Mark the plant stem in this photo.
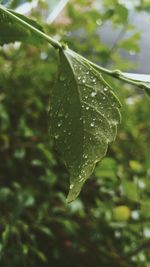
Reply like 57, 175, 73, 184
0, 5, 62, 49
72, 50, 150, 91
86, 58, 150, 91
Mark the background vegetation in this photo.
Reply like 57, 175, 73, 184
0, 0, 150, 266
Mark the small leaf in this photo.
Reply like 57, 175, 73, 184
49, 48, 121, 202
0, 6, 44, 45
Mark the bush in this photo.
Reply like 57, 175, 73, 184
0, 1, 150, 266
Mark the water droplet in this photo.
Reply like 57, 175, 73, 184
129, 50, 136, 55
90, 123, 94, 127
79, 178, 84, 183
86, 106, 89, 110
91, 92, 97, 97
58, 122, 62, 127
82, 79, 86, 83
59, 74, 66, 81
40, 52, 48, 60
104, 87, 108, 92
92, 78, 96, 82
54, 134, 59, 139
96, 19, 102, 26
103, 96, 106, 100
77, 76, 81, 80
70, 184, 74, 189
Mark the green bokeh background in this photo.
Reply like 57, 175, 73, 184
0, 1, 150, 266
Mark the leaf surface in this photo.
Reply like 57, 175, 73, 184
49, 48, 121, 202
0, 7, 44, 45
145, 85, 150, 98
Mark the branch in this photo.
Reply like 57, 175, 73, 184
0, 4, 149, 92
85, 58, 150, 91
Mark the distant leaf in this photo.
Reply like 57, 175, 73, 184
113, 3, 128, 24
49, 48, 121, 202
0, 7, 44, 45
118, 32, 140, 53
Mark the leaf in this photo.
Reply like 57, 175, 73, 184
145, 87, 150, 98
121, 72, 150, 97
0, 6, 44, 45
49, 48, 121, 202
118, 32, 141, 53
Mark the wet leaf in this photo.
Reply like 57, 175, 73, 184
145, 87, 150, 98
49, 48, 121, 202
0, 6, 44, 45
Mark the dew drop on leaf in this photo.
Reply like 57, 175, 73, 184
65, 113, 68, 119
70, 184, 74, 189
59, 74, 66, 81
91, 92, 97, 97
58, 122, 62, 127
54, 134, 59, 139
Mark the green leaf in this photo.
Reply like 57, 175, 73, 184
49, 48, 121, 202
0, 6, 44, 45
145, 87, 150, 98
118, 32, 141, 53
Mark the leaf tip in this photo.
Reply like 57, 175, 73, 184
66, 180, 85, 203
66, 187, 79, 203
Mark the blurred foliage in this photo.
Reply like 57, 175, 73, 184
0, 0, 150, 266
